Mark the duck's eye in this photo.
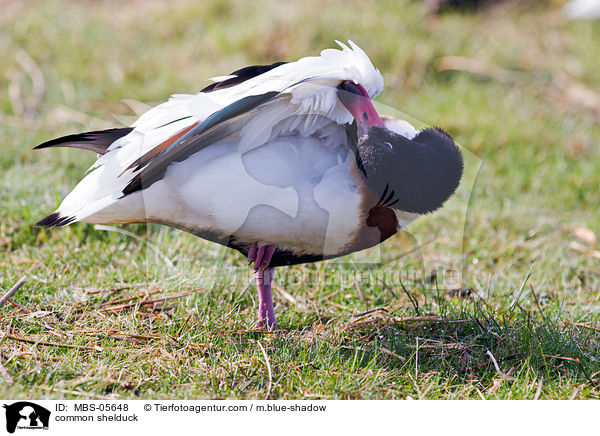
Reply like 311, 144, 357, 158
384, 141, 393, 150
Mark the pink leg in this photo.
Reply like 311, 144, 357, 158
247, 242, 258, 264
248, 243, 278, 330
256, 267, 277, 330
254, 244, 275, 269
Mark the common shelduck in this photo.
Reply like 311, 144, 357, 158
35, 41, 463, 330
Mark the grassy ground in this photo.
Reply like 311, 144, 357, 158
1, 0, 599, 399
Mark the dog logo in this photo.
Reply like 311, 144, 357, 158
3, 402, 50, 433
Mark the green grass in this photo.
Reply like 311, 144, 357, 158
1, 0, 599, 399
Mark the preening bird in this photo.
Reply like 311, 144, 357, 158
35, 41, 463, 330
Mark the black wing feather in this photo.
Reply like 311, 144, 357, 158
201, 62, 287, 93
35, 211, 76, 228
34, 127, 133, 155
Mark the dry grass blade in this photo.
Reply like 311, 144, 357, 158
101, 289, 204, 313
392, 315, 442, 323
86, 332, 164, 341
4, 333, 132, 352
342, 313, 442, 331
406, 342, 464, 350
99, 290, 160, 307
380, 346, 406, 362
353, 276, 368, 307
564, 320, 600, 332
354, 307, 389, 318
175, 312, 193, 338
534, 379, 543, 400
257, 341, 272, 400
569, 386, 582, 400
543, 355, 598, 387
0, 277, 28, 308
273, 284, 297, 305
486, 349, 501, 373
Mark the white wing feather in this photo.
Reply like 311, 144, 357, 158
54, 41, 387, 224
